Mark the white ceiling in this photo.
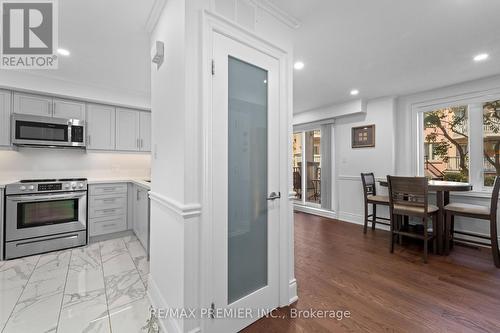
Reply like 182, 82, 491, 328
269, 0, 500, 113
57, 0, 154, 97
1, 0, 154, 104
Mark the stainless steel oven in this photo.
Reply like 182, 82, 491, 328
11, 113, 86, 148
4, 179, 88, 259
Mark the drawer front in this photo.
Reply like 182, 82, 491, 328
89, 183, 127, 196
90, 194, 127, 210
90, 216, 126, 236
90, 206, 126, 219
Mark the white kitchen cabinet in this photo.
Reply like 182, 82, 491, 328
116, 108, 140, 151
86, 104, 116, 150
53, 99, 86, 120
139, 112, 151, 152
88, 183, 127, 237
0, 90, 12, 146
133, 184, 150, 253
0, 188, 4, 260
13, 92, 53, 117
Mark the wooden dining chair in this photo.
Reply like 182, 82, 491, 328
387, 176, 439, 263
444, 176, 500, 268
361, 173, 390, 233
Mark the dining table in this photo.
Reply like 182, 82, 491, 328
379, 179, 473, 255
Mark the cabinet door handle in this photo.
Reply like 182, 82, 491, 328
140, 139, 143, 149
88, 135, 91, 146
137, 189, 140, 200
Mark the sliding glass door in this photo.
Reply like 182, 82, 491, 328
292, 125, 332, 211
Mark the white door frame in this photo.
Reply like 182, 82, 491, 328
200, 10, 296, 332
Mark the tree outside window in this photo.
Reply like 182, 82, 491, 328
483, 100, 500, 186
423, 106, 469, 182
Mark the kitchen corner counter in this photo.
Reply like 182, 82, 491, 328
0, 180, 15, 189
87, 178, 151, 189
0, 178, 151, 189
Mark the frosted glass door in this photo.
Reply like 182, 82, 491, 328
211, 31, 280, 333
228, 57, 268, 303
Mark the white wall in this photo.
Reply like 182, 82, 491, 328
148, 1, 294, 332
148, 0, 189, 332
0, 149, 150, 181
0, 71, 150, 110
333, 97, 396, 224
396, 74, 500, 241
297, 75, 500, 245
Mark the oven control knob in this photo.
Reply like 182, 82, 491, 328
78, 182, 84, 188
64, 183, 70, 189
28, 185, 35, 190
71, 182, 77, 189
19, 185, 26, 191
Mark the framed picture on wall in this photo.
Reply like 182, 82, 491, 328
352, 124, 375, 148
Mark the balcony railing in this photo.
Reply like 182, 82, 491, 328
449, 120, 500, 138
447, 156, 498, 172
446, 157, 461, 171
484, 123, 500, 136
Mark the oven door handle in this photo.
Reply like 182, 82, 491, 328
7, 192, 86, 202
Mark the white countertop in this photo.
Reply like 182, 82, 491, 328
87, 178, 151, 189
0, 178, 151, 190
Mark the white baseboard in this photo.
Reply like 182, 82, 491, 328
293, 204, 337, 219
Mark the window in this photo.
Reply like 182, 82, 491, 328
483, 100, 500, 186
292, 133, 303, 200
423, 106, 469, 182
292, 127, 332, 210
419, 97, 500, 190
305, 130, 321, 205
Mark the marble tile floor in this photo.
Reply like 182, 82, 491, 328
0, 234, 152, 333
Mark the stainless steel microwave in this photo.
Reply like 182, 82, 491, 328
11, 113, 86, 148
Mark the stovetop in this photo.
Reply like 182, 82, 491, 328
19, 178, 87, 183
6, 178, 88, 195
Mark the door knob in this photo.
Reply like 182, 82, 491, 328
267, 192, 281, 200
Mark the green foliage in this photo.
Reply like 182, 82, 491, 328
443, 172, 468, 183
485, 175, 496, 187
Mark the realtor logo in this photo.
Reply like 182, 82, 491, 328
1, 0, 58, 69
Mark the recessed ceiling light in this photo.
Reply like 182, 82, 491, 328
57, 48, 70, 56
294, 61, 304, 70
350, 89, 359, 96
473, 53, 489, 62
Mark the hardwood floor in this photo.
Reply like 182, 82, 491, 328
243, 212, 500, 333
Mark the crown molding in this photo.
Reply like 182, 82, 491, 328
250, 0, 301, 29
146, 0, 167, 33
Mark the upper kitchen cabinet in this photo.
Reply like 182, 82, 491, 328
139, 112, 151, 152
0, 90, 12, 146
53, 99, 86, 120
116, 108, 140, 151
87, 104, 116, 150
13, 92, 53, 117
115, 108, 151, 152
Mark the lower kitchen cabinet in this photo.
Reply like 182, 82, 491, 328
0, 188, 4, 260
133, 184, 150, 253
88, 183, 127, 237
88, 182, 150, 248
